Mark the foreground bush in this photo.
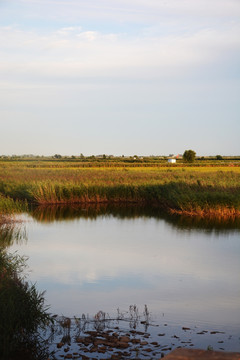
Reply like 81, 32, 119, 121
0, 251, 52, 360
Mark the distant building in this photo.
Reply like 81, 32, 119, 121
168, 158, 176, 164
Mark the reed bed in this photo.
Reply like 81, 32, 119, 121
0, 194, 28, 215
0, 251, 52, 359
0, 161, 239, 217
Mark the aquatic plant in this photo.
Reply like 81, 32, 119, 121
0, 251, 53, 359
0, 220, 27, 250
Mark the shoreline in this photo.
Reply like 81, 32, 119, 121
1, 198, 240, 220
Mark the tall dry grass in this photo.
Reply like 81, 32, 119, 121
0, 161, 239, 217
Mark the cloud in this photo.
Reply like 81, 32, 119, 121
55, 26, 82, 36
0, 0, 239, 155
17, 0, 240, 21
1, 0, 240, 84
0, 21, 239, 84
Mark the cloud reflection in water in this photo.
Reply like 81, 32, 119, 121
9, 212, 240, 329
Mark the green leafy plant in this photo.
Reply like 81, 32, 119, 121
183, 149, 196, 163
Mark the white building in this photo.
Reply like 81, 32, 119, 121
168, 158, 176, 164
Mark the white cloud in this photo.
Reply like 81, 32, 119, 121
76, 31, 99, 41
0, 0, 239, 155
17, 0, 240, 20
0, 22, 239, 84
55, 26, 82, 36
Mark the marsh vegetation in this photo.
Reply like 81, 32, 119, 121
0, 160, 239, 218
0, 159, 240, 358
0, 250, 52, 359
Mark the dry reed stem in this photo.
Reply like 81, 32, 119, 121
169, 207, 240, 219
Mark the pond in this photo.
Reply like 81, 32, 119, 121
6, 205, 240, 356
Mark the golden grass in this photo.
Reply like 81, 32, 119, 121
0, 161, 239, 218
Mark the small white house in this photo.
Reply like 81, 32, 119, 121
168, 158, 176, 164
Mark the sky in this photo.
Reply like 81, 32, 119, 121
0, 0, 240, 156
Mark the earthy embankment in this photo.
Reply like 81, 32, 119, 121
0, 162, 240, 218
164, 348, 240, 360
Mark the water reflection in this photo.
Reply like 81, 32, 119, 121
30, 203, 240, 233
0, 218, 27, 249
9, 206, 240, 329
4, 206, 240, 353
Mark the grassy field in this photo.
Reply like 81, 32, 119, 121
0, 160, 240, 217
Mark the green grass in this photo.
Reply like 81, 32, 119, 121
0, 160, 240, 217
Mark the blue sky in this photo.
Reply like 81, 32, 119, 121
0, 0, 240, 156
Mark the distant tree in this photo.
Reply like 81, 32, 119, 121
216, 155, 223, 160
53, 154, 62, 159
183, 150, 196, 163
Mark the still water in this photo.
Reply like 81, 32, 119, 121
7, 205, 240, 352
